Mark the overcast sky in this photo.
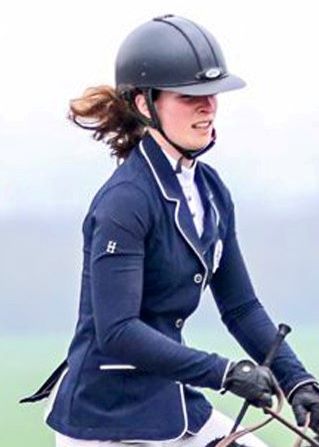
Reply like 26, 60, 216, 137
1, 0, 319, 217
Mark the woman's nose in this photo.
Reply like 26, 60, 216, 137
199, 95, 217, 111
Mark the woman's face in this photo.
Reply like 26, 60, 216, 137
154, 91, 217, 150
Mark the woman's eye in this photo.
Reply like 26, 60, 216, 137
180, 95, 194, 101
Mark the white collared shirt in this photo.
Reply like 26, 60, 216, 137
162, 149, 204, 237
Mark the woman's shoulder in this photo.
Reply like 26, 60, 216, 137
95, 180, 150, 211
87, 152, 156, 220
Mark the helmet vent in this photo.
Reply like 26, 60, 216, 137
153, 16, 203, 71
187, 20, 220, 67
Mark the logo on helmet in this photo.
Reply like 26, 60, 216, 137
204, 68, 222, 79
195, 67, 222, 81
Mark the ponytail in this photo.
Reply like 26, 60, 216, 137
68, 85, 144, 159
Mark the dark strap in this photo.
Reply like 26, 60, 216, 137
143, 89, 217, 167
19, 359, 68, 403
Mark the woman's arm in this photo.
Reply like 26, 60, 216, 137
89, 182, 229, 390
210, 201, 316, 396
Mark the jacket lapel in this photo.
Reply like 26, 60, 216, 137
196, 167, 220, 254
139, 135, 207, 269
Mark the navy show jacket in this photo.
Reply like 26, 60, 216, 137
33, 134, 314, 441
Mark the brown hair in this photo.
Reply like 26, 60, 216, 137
68, 85, 145, 160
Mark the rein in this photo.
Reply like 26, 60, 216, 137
206, 387, 319, 447
206, 324, 319, 447
211, 377, 284, 447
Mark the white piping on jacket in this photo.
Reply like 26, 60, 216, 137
139, 142, 208, 293
287, 378, 318, 401
219, 359, 233, 393
99, 364, 136, 370
121, 383, 188, 444
211, 199, 220, 227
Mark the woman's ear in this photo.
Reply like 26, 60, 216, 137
134, 93, 151, 119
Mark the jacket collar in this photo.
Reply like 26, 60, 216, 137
139, 133, 185, 201
139, 134, 217, 272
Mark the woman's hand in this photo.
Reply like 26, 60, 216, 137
289, 383, 319, 434
223, 359, 277, 408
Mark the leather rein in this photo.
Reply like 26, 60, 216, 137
207, 383, 319, 447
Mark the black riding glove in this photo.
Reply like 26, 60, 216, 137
289, 383, 319, 434
223, 360, 277, 408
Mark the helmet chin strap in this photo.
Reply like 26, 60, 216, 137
144, 89, 216, 173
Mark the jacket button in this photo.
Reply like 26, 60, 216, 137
175, 318, 184, 329
193, 273, 203, 284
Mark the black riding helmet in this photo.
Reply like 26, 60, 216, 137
115, 14, 246, 165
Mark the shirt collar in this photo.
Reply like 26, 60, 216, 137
161, 147, 197, 186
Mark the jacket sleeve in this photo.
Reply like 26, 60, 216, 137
89, 182, 229, 390
210, 200, 315, 395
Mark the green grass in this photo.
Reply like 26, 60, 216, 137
2, 327, 318, 447
1, 335, 69, 447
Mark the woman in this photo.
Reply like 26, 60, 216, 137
22, 14, 319, 447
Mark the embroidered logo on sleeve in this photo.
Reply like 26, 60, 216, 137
106, 241, 117, 254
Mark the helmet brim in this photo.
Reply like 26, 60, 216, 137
158, 74, 246, 96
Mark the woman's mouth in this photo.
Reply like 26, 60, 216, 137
192, 120, 213, 130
